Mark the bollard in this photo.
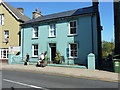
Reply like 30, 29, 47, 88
8, 54, 14, 64
88, 53, 95, 69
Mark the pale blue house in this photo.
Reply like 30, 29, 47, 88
20, 6, 102, 66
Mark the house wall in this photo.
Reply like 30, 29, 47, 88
0, 4, 2, 47
0, 4, 20, 49
21, 14, 98, 65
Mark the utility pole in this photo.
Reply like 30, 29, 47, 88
114, 1, 120, 58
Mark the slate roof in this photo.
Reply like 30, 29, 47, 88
2, 2, 30, 22
22, 6, 97, 25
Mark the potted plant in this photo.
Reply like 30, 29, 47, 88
44, 56, 49, 64
55, 52, 61, 64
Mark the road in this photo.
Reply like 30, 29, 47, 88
2, 70, 118, 89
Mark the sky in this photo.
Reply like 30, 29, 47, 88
8, 2, 114, 42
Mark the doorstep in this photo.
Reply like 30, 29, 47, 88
47, 64, 87, 69
8, 61, 87, 69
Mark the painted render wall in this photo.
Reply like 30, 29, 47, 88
0, 4, 20, 49
21, 14, 98, 65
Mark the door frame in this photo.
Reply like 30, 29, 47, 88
49, 43, 56, 62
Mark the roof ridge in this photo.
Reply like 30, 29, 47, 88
22, 6, 97, 25
2, 1, 30, 22
34, 6, 93, 20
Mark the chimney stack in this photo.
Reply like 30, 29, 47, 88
17, 8, 24, 14
32, 9, 42, 19
92, 0, 99, 7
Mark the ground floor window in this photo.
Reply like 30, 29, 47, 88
0, 48, 8, 59
69, 43, 78, 58
32, 44, 38, 57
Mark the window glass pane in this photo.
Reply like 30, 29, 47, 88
54, 29, 56, 35
71, 44, 77, 50
2, 14, 4, 25
70, 21, 76, 27
0, 49, 8, 59
34, 45, 38, 49
73, 21, 76, 27
71, 51, 74, 56
70, 28, 76, 34
35, 27, 38, 37
33, 27, 38, 38
70, 21, 77, 34
4, 31, 9, 38
0, 14, 4, 25
3, 50, 6, 58
7, 50, 8, 58
33, 45, 38, 56
71, 44, 75, 49
70, 22, 74, 27
0, 15, 1, 25
50, 25, 52, 29
49, 24, 56, 37
70, 44, 77, 57
34, 51, 38, 55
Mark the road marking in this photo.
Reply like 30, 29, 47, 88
3, 79, 49, 90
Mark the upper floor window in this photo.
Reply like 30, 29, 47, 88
3, 31, 9, 43
69, 20, 77, 35
4, 31, 9, 38
69, 43, 78, 58
32, 44, 38, 57
32, 27, 38, 38
0, 14, 4, 25
49, 24, 56, 37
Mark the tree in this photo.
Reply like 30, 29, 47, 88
102, 41, 115, 59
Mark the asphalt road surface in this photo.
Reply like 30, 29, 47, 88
2, 70, 118, 89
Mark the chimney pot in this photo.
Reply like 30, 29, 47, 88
92, 0, 99, 6
35, 8, 39, 11
32, 10, 42, 19
40, 10, 42, 13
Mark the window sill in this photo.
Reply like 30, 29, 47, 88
32, 37, 38, 39
32, 56, 38, 58
0, 58, 8, 59
68, 34, 78, 37
68, 57, 78, 59
48, 36, 56, 38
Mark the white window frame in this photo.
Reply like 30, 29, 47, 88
32, 44, 38, 57
32, 26, 38, 38
0, 48, 8, 59
49, 24, 56, 37
0, 14, 4, 25
69, 20, 77, 36
69, 43, 78, 58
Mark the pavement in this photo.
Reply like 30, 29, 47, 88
1, 63, 119, 82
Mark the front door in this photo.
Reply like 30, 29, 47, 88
50, 43, 56, 63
